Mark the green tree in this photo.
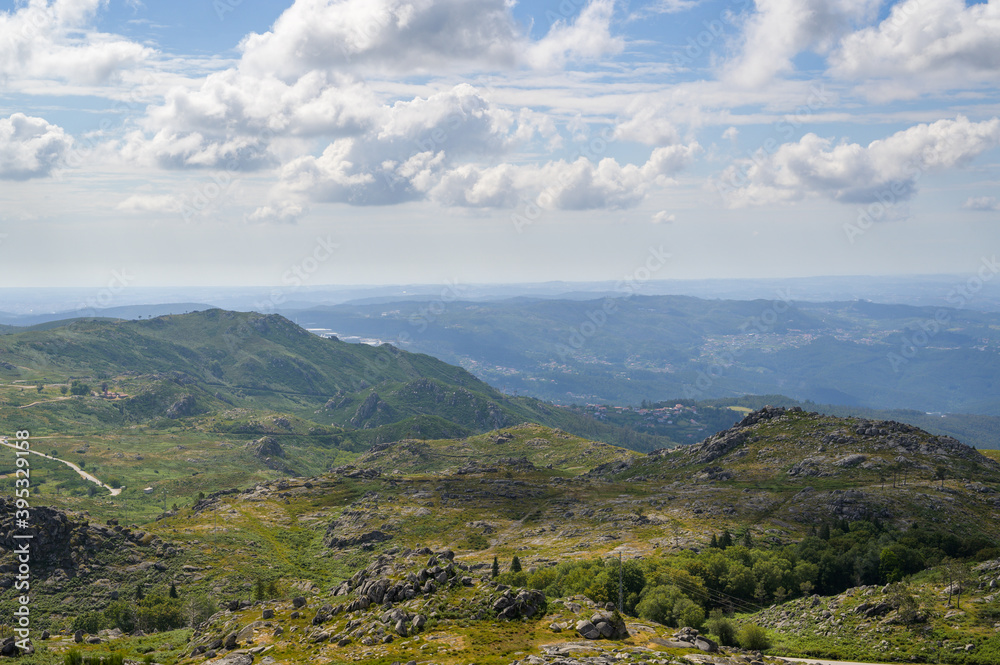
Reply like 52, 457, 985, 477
935, 464, 947, 490
104, 600, 136, 633
511, 556, 522, 573
71, 611, 106, 634
169, 583, 178, 599
60, 385, 68, 395
186, 592, 217, 628
706, 609, 737, 646
737, 624, 771, 650
491, 556, 500, 578
70, 380, 90, 396
36, 382, 44, 393
719, 530, 733, 549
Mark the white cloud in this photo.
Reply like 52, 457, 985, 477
123, 69, 379, 169
831, 0, 1000, 81
722, 126, 739, 141
527, 0, 624, 69
116, 194, 181, 213
723, 0, 880, 87
0, 0, 152, 85
651, 210, 676, 224
0, 114, 73, 180
963, 196, 1000, 212
429, 142, 702, 209
614, 97, 681, 146
239, 0, 524, 80
719, 116, 1000, 207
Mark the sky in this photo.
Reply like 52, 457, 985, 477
0, 0, 999, 290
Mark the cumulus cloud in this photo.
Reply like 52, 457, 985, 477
963, 196, 1000, 212
0, 114, 73, 180
122, 69, 379, 169
831, 0, 1000, 81
719, 116, 1000, 207
122, 0, 620, 171
527, 0, 624, 69
723, 0, 880, 87
614, 97, 681, 146
237, 0, 622, 79
239, 0, 522, 80
651, 210, 676, 224
0, 0, 152, 85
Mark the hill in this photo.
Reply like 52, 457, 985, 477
0, 310, 674, 516
284, 295, 1000, 416
2, 408, 1000, 664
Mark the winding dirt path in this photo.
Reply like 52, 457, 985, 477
1, 437, 122, 496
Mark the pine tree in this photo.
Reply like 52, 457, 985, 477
136, 584, 144, 601
169, 582, 178, 599
719, 529, 733, 548
742, 530, 753, 548
709, 534, 719, 548
819, 523, 831, 541
511, 556, 522, 573
491, 556, 500, 578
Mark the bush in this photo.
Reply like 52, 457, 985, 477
71, 610, 106, 634
737, 624, 771, 651
186, 592, 217, 628
104, 600, 136, 633
707, 609, 737, 646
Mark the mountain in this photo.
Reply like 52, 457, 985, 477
283, 295, 1000, 415
2, 407, 999, 664
0, 310, 674, 458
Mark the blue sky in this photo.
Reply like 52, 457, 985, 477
1, 0, 999, 290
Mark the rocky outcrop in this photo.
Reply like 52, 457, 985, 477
575, 611, 627, 640
166, 394, 198, 418
246, 436, 284, 458
494, 588, 547, 620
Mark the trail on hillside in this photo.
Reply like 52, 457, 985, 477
1, 438, 122, 496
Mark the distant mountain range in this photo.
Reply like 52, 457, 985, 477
281, 294, 1000, 419
0, 310, 672, 454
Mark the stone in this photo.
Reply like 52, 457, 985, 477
74, 631, 83, 644
576, 620, 601, 640
293, 596, 307, 608
262, 609, 274, 619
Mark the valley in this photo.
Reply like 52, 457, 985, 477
0, 312, 998, 665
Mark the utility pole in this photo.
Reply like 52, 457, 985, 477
618, 551, 623, 614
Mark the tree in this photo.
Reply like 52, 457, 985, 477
737, 624, 771, 650
511, 556, 522, 573
742, 530, 753, 549
709, 534, 719, 548
70, 380, 90, 396
101, 382, 109, 394
169, 583, 178, 599
491, 556, 500, 579
60, 385, 68, 395
136, 584, 144, 601
935, 465, 947, 490
35, 382, 44, 393
719, 530, 733, 549
706, 609, 737, 646
943, 559, 970, 609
